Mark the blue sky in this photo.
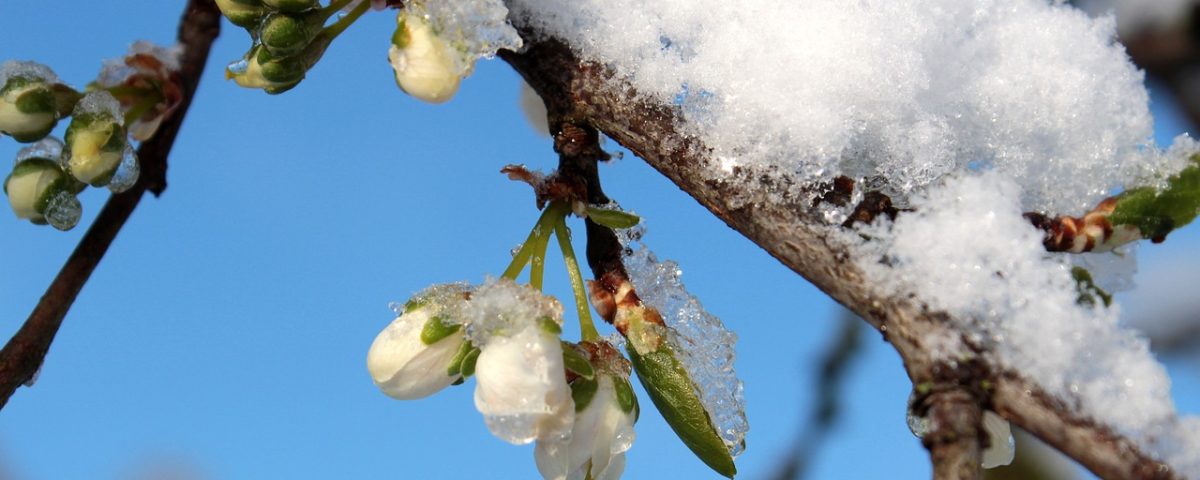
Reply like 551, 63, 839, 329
0, 2, 1196, 479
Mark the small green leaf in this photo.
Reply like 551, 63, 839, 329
561, 342, 595, 380
628, 343, 736, 478
446, 341, 473, 377
539, 316, 563, 335
419, 315, 461, 345
1070, 267, 1112, 307
614, 377, 639, 419
586, 206, 641, 230
1110, 155, 1200, 242
571, 377, 599, 413
459, 347, 481, 378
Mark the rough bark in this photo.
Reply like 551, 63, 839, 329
501, 32, 1179, 480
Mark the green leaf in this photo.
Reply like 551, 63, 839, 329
540, 316, 563, 335
627, 343, 736, 478
419, 315, 461, 345
586, 207, 641, 230
1070, 267, 1112, 307
571, 377, 599, 412
614, 377, 639, 419
459, 347, 481, 378
1110, 155, 1200, 242
446, 341, 473, 377
561, 342, 595, 380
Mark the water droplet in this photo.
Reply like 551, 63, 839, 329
44, 191, 81, 231
107, 144, 140, 193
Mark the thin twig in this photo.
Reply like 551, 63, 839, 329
0, 0, 220, 410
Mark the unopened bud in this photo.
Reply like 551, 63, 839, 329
263, 0, 318, 13
64, 91, 127, 187
0, 62, 61, 143
5, 150, 81, 230
226, 45, 304, 95
215, 0, 268, 30
259, 11, 322, 58
388, 11, 461, 104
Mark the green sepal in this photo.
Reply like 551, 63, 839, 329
571, 376, 599, 413
586, 207, 641, 230
1070, 267, 1112, 308
402, 298, 429, 314
259, 11, 323, 58
14, 87, 56, 115
419, 315, 461, 345
561, 342, 595, 380
256, 49, 307, 84
215, 0, 268, 29
51, 84, 81, 118
540, 316, 563, 335
614, 377, 639, 419
263, 0, 318, 13
446, 341, 474, 377
628, 343, 736, 479
1110, 155, 1200, 242
459, 347, 480, 378
6, 158, 70, 215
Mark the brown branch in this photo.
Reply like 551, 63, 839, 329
500, 33, 1180, 480
0, 0, 220, 410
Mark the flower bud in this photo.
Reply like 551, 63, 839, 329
368, 285, 472, 400
64, 91, 127, 187
0, 61, 62, 143
5, 139, 83, 230
388, 11, 461, 104
215, 0, 268, 30
263, 0, 318, 13
226, 45, 305, 95
259, 11, 322, 58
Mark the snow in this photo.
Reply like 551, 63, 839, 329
618, 226, 748, 456
401, 0, 522, 79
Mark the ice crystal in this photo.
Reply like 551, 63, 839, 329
0, 60, 59, 86
403, 0, 523, 78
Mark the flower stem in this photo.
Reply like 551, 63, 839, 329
502, 202, 568, 281
529, 215, 554, 291
323, 0, 370, 41
320, 0, 357, 21
554, 214, 600, 341
123, 91, 163, 127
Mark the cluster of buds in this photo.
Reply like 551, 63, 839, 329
3, 47, 180, 230
220, 0, 383, 94
367, 279, 639, 479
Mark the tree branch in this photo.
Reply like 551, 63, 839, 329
0, 0, 220, 410
500, 33, 1179, 480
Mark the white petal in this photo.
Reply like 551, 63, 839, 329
474, 326, 573, 444
390, 12, 462, 104
367, 309, 463, 400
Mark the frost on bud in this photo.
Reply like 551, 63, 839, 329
467, 279, 574, 445
95, 41, 184, 141
215, 0, 268, 30
263, 0, 318, 13
64, 91, 127, 187
225, 45, 307, 95
5, 138, 82, 230
980, 411, 1015, 469
536, 341, 639, 480
259, 11, 323, 58
0, 61, 63, 143
388, 11, 461, 104
367, 284, 471, 400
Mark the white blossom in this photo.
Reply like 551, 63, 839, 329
535, 375, 637, 480
473, 323, 574, 444
388, 11, 461, 104
367, 303, 466, 400
981, 411, 1015, 469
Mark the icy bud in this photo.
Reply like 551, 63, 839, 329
64, 91, 127, 187
0, 61, 62, 143
981, 411, 1015, 469
262, 0, 317, 13
536, 341, 638, 480
367, 284, 472, 400
95, 41, 184, 141
215, 0, 268, 29
259, 10, 323, 58
226, 45, 308, 95
5, 138, 83, 230
388, 11, 461, 103
467, 279, 574, 444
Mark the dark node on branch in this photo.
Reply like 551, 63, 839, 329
1024, 197, 1138, 253
812, 175, 856, 208
843, 191, 900, 228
